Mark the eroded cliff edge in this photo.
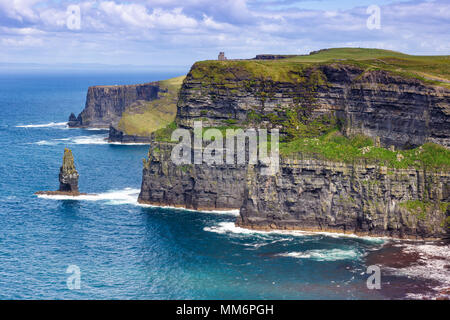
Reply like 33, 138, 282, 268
68, 76, 185, 143
137, 48, 450, 239
239, 158, 449, 239
69, 83, 160, 128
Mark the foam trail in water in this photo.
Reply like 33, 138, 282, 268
37, 188, 239, 215
34, 134, 149, 146
17, 122, 68, 128
36, 188, 141, 205
276, 249, 360, 261
137, 203, 240, 215
204, 221, 385, 243
388, 243, 450, 299
34, 134, 109, 145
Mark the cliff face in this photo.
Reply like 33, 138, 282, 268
108, 125, 151, 144
238, 157, 449, 239
139, 143, 449, 239
138, 142, 246, 210
138, 51, 450, 239
69, 83, 160, 128
177, 63, 450, 148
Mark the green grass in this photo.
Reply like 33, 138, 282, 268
153, 121, 178, 142
399, 200, 449, 221
279, 130, 450, 170
190, 48, 450, 88
117, 75, 185, 136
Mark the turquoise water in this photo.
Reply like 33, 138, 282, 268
0, 72, 391, 299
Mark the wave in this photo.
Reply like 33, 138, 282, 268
388, 243, 450, 298
203, 222, 280, 236
203, 221, 385, 243
16, 122, 68, 128
34, 134, 109, 145
36, 187, 239, 215
276, 249, 360, 261
34, 134, 149, 146
36, 188, 141, 205
135, 201, 239, 215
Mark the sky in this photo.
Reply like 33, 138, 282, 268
0, 0, 449, 69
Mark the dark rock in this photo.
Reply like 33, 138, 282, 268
58, 148, 79, 193
108, 125, 151, 144
138, 142, 246, 210
68, 83, 160, 128
68, 113, 80, 127
177, 63, 450, 149
253, 54, 297, 60
36, 148, 86, 197
237, 157, 449, 239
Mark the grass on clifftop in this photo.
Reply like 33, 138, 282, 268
190, 48, 450, 88
117, 75, 185, 136
280, 130, 450, 170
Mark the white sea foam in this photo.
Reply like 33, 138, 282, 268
36, 188, 141, 205
276, 249, 360, 261
137, 203, 240, 215
203, 222, 269, 235
108, 141, 150, 146
203, 221, 385, 243
82, 128, 108, 131
16, 122, 68, 128
34, 134, 150, 146
36, 187, 239, 215
34, 134, 109, 145
388, 243, 450, 293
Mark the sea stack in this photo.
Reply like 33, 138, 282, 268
58, 148, 79, 193
35, 148, 87, 197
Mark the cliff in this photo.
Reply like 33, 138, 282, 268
239, 157, 449, 239
69, 83, 160, 128
68, 76, 185, 143
139, 141, 449, 239
177, 58, 449, 149
139, 142, 246, 210
136, 48, 450, 239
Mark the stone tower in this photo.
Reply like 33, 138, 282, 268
218, 52, 227, 61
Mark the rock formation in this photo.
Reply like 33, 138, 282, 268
238, 157, 449, 240
177, 63, 450, 149
35, 148, 87, 196
139, 142, 246, 210
58, 148, 79, 193
69, 76, 185, 144
68, 83, 160, 128
138, 49, 450, 239
108, 125, 152, 144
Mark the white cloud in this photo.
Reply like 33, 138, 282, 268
0, 0, 448, 65
98, 1, 197, 29
0, 0, 41, 22
2, 35, 43, 46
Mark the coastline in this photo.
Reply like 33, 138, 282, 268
235, 221, 445, 241
137, 199, 240, 215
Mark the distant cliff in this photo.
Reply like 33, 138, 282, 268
69, 83, 160, 128
69, 76, 185, 143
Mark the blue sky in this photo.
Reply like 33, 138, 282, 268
0, 0, 448, 68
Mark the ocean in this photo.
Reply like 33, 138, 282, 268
0, 72, 447, 299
